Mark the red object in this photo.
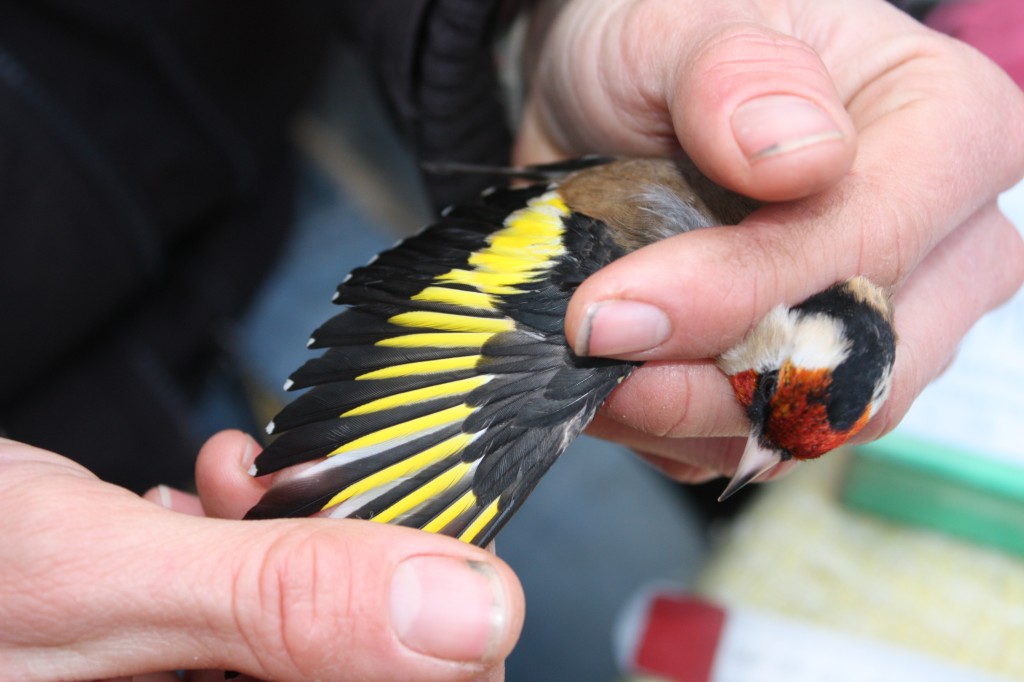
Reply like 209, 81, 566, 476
633, 594, 726, 682
927, 0, 1024, 88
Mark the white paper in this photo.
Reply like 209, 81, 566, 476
892, 180, 1024, 466
712, 606, 1012, 682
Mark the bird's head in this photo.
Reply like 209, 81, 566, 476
716, 277, 896, 500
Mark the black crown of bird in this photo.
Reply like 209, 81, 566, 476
245, 156, 896, 547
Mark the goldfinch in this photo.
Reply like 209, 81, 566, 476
245, 157, 896, 546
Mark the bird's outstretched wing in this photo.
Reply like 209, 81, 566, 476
246, 180, 634, 547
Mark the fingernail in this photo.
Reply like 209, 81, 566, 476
576, 301, 671, 357
732, 94, 844, 161
156, 485, 173, 510
241, 434, 259, 477
391, 556, 507, 662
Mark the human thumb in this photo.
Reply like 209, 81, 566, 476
185, 517, 523, 681
666, 18, 856, 200
517, 0, 855, 201
0, 438, 522, 681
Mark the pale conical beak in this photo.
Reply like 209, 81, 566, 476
718, 437, 784, 501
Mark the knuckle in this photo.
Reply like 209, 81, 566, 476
232, 527, 359, 678
607, 363, 737, 440
719, 222, 798, 322
630, 364, 695, 439
693, 23, 828, 92
598, 373, 675, 440
870, 192, 929, 286
836, 171, 930, 286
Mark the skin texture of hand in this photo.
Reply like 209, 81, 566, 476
0, 433, 522, 682
515, 0, 1024, 483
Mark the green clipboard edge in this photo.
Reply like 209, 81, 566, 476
843, 432, 1024, 557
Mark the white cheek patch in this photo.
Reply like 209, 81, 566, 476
718, 307, 851, 376
788, 312, 851, 371
717, 305, 794, 376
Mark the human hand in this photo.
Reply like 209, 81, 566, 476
514, 0, 1024, 483
0, 432, 522, 681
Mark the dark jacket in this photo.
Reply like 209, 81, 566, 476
0, 0, 510, 490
